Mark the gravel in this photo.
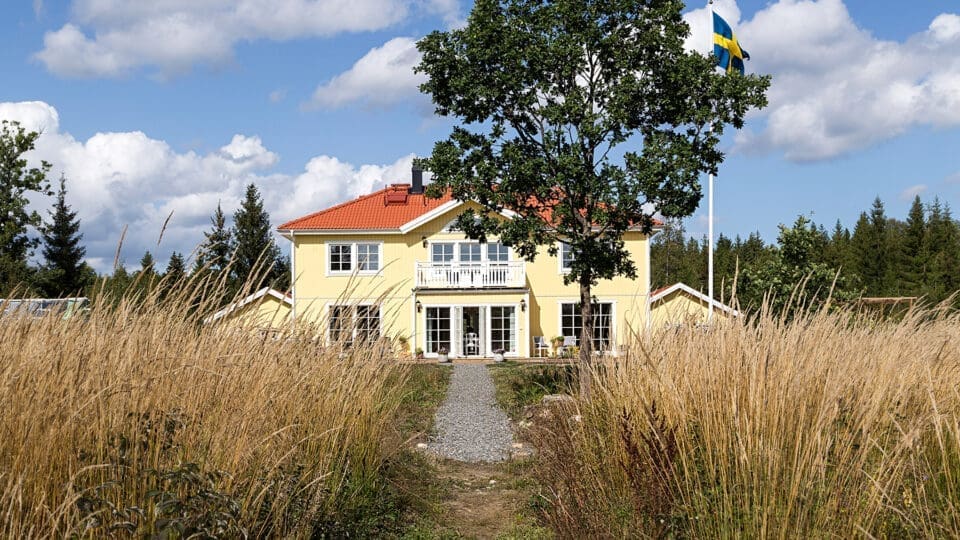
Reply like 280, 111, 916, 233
429, 364, 515, 462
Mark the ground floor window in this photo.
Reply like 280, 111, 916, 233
329, 304, 380, 347
560, 302, 613, 350
426, 307, 451, 353
489, 306, 516, 353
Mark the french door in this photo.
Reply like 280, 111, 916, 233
424, 304, 517, 357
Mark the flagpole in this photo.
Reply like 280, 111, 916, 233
707, 0, 715, 323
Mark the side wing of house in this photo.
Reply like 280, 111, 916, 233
649, 283, 737, 330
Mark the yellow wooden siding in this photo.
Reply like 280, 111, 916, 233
288, 201, 651, 355
650, 289, 732, 329
220, 294, 291, 329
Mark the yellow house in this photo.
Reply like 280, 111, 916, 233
276, 171, 655, 358
649, 282, 738, 329
205, 287, 293, 330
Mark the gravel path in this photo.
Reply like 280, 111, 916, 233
430, 364, 514, 462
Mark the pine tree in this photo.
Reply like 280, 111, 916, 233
38, 175, 90, 297
232, 183, 282, 288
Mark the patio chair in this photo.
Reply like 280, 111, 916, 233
532, 336, 549, 357
559, 335, 577, 357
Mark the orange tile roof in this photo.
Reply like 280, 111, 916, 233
277, 184, 454, 231
278, 183, 663, 232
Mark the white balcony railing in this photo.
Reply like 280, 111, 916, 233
415, 261, 526, 288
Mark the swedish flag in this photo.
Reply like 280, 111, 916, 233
713, 12, 749, 74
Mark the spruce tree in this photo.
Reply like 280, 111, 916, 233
165, 252, 186, 284
232, 183, 282, 288
851, 198, 891, 296
139, 251, 155, 275
0, 121, 52, 294
927, 199, 960, 303
195, 203, 234, 274
39, 175, 90, 297
901, 197, 927, 297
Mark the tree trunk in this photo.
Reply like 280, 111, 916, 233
578, 276, 593, 398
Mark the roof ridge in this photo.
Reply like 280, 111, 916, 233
277, 186, 393, 230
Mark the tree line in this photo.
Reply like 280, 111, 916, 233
653, 196, 960, 313
0, 120, 288, 302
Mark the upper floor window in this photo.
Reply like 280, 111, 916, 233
488, 243, 509, 263
431, 243, 455, 263
460, 243, 482, 263
328, 242, 381, 273
560, 242, 575, 272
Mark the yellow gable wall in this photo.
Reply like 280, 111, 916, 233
219, 294, 292, 330
649, 289, 732, 329
287, 201, 651, 356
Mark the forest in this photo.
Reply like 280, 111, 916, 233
653, 196, 960, 313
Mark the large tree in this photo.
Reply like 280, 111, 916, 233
232, 183, 283, 289
38, 174, 93, 297
416, 0, 769, 393
0, 121, 52, 294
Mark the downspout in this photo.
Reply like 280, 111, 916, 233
411, 289, 418, 356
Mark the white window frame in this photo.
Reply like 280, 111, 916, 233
558, 242, 575, 274
557, 300, 615, 352
327, 303, 381, 346
326, 241, 382, 276
426, 240, 511, 264
421, 303, 521, 358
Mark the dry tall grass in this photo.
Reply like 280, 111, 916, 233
532, 306, 960, 538
0, 276, 410, 537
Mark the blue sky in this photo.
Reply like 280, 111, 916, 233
1, 0, 958, 271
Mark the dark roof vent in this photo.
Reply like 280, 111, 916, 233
409, 165, 424, 195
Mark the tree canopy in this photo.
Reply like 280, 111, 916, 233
416, 0, 769, 390
0, 121, 52, 294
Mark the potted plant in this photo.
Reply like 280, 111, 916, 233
492, 348, 505, 362
551, 336, 565, 356
415, 347, 424, 359
437, 346, 449, 363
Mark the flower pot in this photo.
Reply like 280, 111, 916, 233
437, 353, 449, 363
493, 353, 505, 362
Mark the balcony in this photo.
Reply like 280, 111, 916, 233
415, 261, 526, 289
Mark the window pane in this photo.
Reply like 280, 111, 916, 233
490, 306, 516, 353
329, 305, 352, 346
488, 243, 509, 262
426, 307, 451, 353
357, 243, 379, 271
561, 243, 575, 270
356, 305, 380, 342
329, 244, 352, 272
561, 302, 611, 349
460, 243, 482, 263
431, 243, 454, 263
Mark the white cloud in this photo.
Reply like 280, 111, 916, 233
899, 184, 928, 201
683, 1, 960, 162
307, 37, 426, 110
268, 89, 287, 103
0, 101, 415, 273
34, 0, 459, 78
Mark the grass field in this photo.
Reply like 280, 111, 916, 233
3, 279, 959, 538
529, 306, 960, 538
0, 282, 419, 538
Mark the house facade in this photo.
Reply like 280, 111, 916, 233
276, 173, 655, 358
